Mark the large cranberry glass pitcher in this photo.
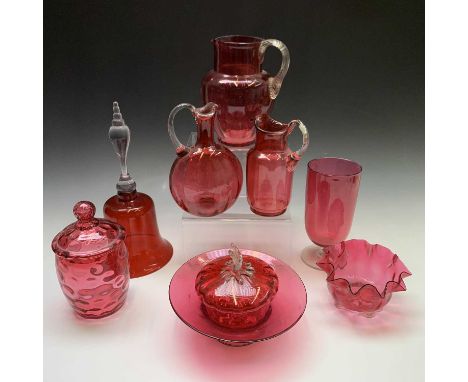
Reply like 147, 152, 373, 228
202, 35, 290, 147
168, 102, 243, 217
247, 114, 309, 216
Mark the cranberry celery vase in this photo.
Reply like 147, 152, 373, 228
303, 157, 362, 268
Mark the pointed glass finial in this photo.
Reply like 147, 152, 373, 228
109, 101, 136, 193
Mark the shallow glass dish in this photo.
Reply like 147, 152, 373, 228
169, 248, 307, 346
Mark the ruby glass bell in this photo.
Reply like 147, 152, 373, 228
104, 102, 173, 278
51, 201, 130, 319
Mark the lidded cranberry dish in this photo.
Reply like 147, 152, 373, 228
195, 244, 279, 329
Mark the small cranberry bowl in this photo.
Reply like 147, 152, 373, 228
317, 239, 411, 317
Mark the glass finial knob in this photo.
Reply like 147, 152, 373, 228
73, 201, 96, 222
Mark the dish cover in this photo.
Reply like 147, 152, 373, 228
195, 244, 279, 329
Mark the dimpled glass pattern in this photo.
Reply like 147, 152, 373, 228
52, 201, 130, 319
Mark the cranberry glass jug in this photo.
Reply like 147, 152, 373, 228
51, 201, 130, 319
168, 102, 243, 217
202, 35, 290, 147
104, 102, 173, 278
247, 114, 309, 216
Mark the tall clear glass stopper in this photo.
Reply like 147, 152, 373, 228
109, 101, 136, 193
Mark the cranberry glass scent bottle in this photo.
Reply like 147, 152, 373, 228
202, 35, 290, 147
168, 102, 243, 217
246, 114, 309, 216
51, 201, 130, 319
104, 102, 173, 278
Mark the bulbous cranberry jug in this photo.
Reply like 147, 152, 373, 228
246, 114, 309, 216
168, 102, 243, 217
202, 35, 290, 147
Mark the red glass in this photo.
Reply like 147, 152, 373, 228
169, 248, 307, 346
247, 114, 309, 216
317, 239, 412, 317
305, 158, 362, 246
195, 244, 279, 329
201, 35, 290, 146
168, 102, 243, 217
51, 201, 130, 319
104, 191, 173, 278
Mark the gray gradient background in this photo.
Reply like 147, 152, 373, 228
44, 1, 424, 381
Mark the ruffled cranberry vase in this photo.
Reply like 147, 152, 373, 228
202, 35, 290, 147
168, 102, 243, 217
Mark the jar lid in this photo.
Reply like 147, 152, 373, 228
195, 244, 279, 312
51, 201, 126, 258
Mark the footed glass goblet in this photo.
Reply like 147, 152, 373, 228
302, 157, 362, 269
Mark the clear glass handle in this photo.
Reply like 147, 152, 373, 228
286, 120, 309, 172
167, 103, 196, 156
259, 39, 290, 100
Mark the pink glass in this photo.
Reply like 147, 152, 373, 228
317, 239, 412, 317
168, 102, 243, 217
104, 102, 172, 278
247, 114, 309, 216
51, 201, 130, 319
169, 248, 307, 346
104, 191, 173, 278
195, 244, 279, 329
201, 35, 290, 146
303, 157, 362, 268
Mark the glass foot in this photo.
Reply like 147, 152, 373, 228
300, 246, 325, 270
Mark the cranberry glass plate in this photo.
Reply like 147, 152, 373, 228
169, 249, 307, 346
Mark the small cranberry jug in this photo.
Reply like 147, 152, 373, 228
168, 102, 243, 217
202, 35, 290, 147
247, 114, 309, 216
51, 201, 130, 319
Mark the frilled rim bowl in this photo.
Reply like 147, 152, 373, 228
317, 239, 412, 299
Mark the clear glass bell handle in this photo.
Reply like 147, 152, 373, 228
109, 101, 137, 193
259, 39, 290, 100
167, 103, 195, 156
286, 120, 309, 171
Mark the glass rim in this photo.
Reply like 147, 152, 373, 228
213, 35, 263, 46
307, 157, 362, 177
254, 114, 288, 135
